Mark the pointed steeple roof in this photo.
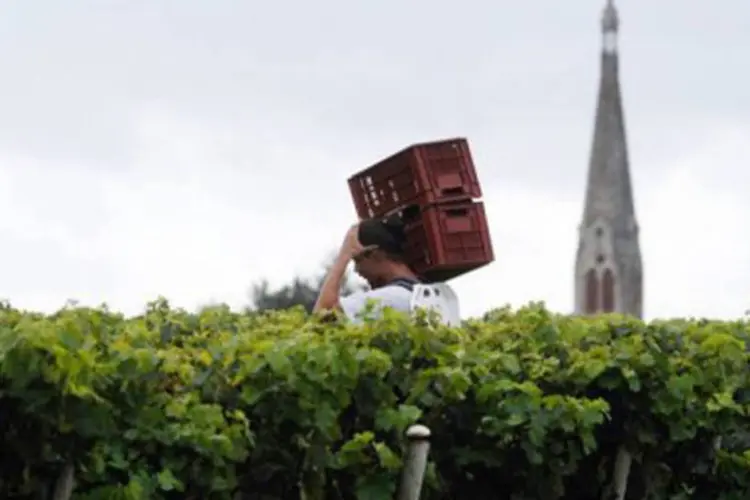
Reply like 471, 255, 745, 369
582, 0, 636, 232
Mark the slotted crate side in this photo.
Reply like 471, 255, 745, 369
403, 200, 494, 283
348, 138, 482, 219
348, 147, 418, 219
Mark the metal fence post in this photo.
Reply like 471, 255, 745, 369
396, 425, 431, 500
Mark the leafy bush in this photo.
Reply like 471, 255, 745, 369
0, 300, 748, 499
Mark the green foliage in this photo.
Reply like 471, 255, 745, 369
0, 300, 748, 499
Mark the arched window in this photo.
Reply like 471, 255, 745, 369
585, 269, 599, 314
602, 268, 615, 312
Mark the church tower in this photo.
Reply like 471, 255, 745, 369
574, 0, 643, 318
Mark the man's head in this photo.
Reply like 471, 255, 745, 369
352, 216, 414, 288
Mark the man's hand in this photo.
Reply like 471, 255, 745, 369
338, 223, 364, 260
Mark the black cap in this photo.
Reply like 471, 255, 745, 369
357, 215, 406, 255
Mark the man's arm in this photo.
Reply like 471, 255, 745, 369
312, 252, 350, 314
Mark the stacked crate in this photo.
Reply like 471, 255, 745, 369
348, 138, 494, 283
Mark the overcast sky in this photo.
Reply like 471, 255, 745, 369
0, 0, 747, 320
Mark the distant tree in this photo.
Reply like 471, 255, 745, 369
249, 256, 365, 313
249, 277, 320, 313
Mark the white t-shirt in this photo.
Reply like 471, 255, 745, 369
340, 281, 460, 326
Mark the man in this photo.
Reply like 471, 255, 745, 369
312, 217, 460, 325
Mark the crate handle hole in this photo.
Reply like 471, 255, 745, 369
445, 208, 468, 217
442, 187, 465, 196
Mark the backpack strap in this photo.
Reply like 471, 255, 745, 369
386, 277, 421, 292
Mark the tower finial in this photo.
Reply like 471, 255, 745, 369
601, 0, 619, 33
601, 0, 619, 53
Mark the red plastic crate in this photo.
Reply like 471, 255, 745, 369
400, 200, 494, 283
348, 138, 482, 219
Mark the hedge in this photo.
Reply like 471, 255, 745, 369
0, 299, 748, 499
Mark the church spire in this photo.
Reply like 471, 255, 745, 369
574, 0, 643, 318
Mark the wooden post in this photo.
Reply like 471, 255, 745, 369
609, 446, 631, 500
397, 425, 431, 500
52, 462, 75, 500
